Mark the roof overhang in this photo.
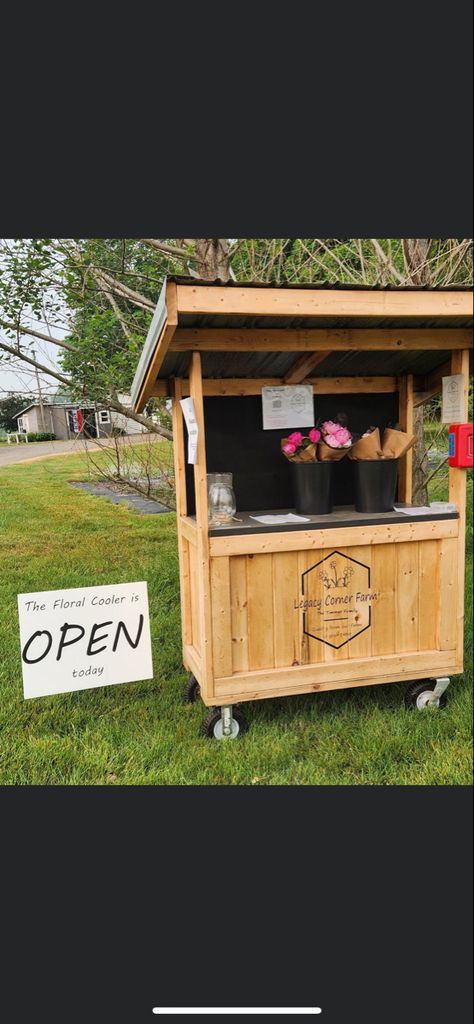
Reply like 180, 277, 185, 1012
130, 278, 473, 412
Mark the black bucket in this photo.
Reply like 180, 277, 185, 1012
351, 458, 399, 513
290, 461, 334, 515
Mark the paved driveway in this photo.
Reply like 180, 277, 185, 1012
0, 437, 155, 468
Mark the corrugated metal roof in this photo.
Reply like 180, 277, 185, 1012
178, 312, 472, 330
158, 348, 453, 383
131, 277, 472, 396
168, 275, 473, 292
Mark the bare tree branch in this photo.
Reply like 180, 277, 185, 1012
106, 391, 173, 440
0, 319, 79, 353
92, 271, 134, 342
0, 339, 72, 387
312, 240, 362, 283
228, 239, 245, 259
61, 241, 155, 312
0, 339, 173, 440
370, 239, 406, 284
140, 238, 201, 262
413, 456, 449, 499
85, 268, 155, 312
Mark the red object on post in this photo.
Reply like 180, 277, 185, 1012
448, 423, 473, 468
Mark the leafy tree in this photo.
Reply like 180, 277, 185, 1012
0, 393, 27, 431
0, 237, 472, 471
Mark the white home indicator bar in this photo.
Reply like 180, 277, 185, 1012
153, 1010, 322, 1016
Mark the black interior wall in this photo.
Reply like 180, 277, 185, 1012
184, 392, 400, 514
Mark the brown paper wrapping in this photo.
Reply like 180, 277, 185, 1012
296, 443, 318, 462
317, 441, 350, 462
381, 427, 416, 459
348, 428, 383, 461
281, 439, 318, 462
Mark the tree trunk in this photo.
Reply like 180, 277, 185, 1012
191, 239, 232, 281
411, 405, 428, 505
402, 239, 431, 284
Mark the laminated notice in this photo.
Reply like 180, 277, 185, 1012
180, 397, 199, 464
262, 385, 315, 430
441, 375, 465, 424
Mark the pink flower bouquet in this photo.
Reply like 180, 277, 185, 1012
317, 419, 353, 461
281, 428, 321, 462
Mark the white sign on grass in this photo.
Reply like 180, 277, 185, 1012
18, 581, 153, 699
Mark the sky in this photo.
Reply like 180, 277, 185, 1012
0, 240, 74, 400
0, 303, 70, 399
0, 332, 65, 395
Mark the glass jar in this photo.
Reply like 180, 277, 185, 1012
207, 472, 233, 499
207, 473, 236, 525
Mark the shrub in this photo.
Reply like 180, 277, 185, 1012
26, 432, 56, 442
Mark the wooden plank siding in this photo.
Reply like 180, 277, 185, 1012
371, 544, 396, 656
209, 517, 458, 557
188, 543, 201, 654
213, 651, 459, 704
208, 535, 453, 685
246, 554, 274, 670
230, 555, 250, 673
395, 542, 419, 652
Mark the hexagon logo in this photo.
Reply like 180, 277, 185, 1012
302, 549, 372, 649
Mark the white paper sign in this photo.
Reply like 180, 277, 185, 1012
262, 385, 315, 430
180, 397, 199, 463
441, 374, 465, 423
18, 582, 153, 699
250, 513, 311, 525
393, 505, 432, 516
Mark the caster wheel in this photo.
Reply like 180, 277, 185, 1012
184, 675, 201, 703
405, 679, 448, 711
201, 707, 249, 739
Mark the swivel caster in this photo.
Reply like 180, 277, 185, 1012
405, 678, 450, 710
184, 675, 201, 703
201, 704, 249, 739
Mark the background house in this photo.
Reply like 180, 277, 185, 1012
14, 395, 147, 440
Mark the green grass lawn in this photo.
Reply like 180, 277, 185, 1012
0, 450, 472, 785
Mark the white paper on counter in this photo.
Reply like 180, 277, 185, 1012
179, 397, 198, 464
441, 374, 465, 423
250, 513, 311, 525
393, 505, 432, 516
262, 385, 315, 430
429, 501, 458, 512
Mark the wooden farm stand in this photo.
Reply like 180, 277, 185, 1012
131, 279, 473, 738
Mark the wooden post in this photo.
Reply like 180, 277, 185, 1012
171, 379, 193, 650
398, 373, 414, 503
188, 352, 214, 700
449, 349, 470, 670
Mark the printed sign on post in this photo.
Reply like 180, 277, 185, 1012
441, 374, 465, 423
262, 385, 315, 430
18, 582, 153, 699
179, 397, 199, 464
